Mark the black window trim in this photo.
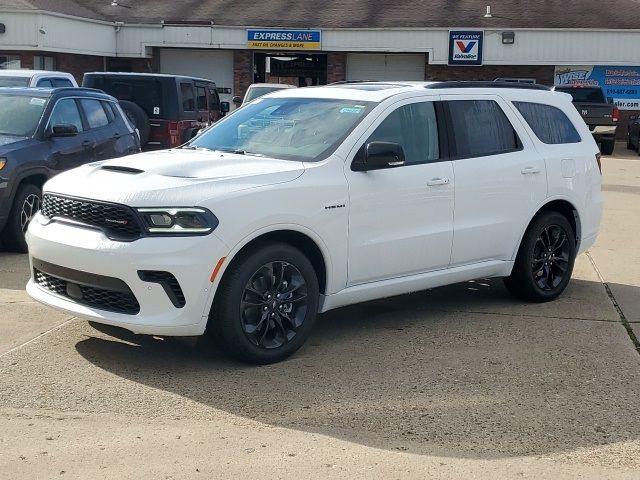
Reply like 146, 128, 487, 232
46, 97, 87, 133
78, 97, 112, 131
441, 99, 524, 161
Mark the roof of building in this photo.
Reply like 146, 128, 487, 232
7, 0, 640, 29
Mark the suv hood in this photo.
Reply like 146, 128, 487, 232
44, 149, 305, 206
0, 134, 30, 151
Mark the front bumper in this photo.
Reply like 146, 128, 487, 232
26, 213, 229, 336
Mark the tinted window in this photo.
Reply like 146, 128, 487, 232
513, 101, 581, 144
0, 77, 30, 87
49, 99, 83, 132
85, 77, 164, 118
367, 102, 439, 164
447, 100, 520, 158
80, 99, 109, 129
102, 101, 116, 122
181, 82, 195, 111
555, 87, 606, 103
36, 78, 54, 88
196, 86, 207, 111
52, 78, 74, 88
209, 88, 220, 110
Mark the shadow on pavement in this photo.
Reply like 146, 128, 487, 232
75, 277, 640, 459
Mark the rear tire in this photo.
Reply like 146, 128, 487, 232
209, 242, 319, 364
601, 138, 615, 156
504, 211, 576, 303
1, 183, 42, 253
119, 100, 150, 146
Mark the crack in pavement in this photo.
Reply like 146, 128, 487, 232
432, 308, 623, 323
586, 251, 640, 355
0, 318, 76, 360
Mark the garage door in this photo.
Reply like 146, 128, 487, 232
346, 54, 425, 82
160, 48, 234, 105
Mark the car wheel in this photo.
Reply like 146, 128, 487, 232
503, 211, 576, 303
210, 242, 319, 364
601, 138, 615, 156
1, 183, 42, 253
119, 100, 150, 146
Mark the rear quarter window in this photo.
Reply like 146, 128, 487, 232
85, 77, 165, 118
513, 101, 581, 144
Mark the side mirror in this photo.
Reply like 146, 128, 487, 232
232, 95, 243, 106
49, 124, 78, 137
220, 101, 230, 113
352, 141, 406, 172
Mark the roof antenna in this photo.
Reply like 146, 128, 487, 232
484, 5, 493, 18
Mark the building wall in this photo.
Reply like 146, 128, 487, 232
233, 50, 252, 100
425, 64, 556, 85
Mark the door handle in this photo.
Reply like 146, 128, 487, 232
521, 166, 541, 175
81, 140, 92, 148
112, 133, 121, 139
427, 177, 450, 186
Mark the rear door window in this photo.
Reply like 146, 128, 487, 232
513, 102, 581, 144
196, 86, 208, 111
180, 82, 195, 111
80, 98, 110, 129
49, 98, 84, 132
446, 100, 520, 158
209, 87, 220, 111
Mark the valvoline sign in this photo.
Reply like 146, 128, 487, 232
448, 31, 484, 66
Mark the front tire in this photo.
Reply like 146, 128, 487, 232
1, 183, 42, 253
601, 138, 615, 156
210, 242, 319, 364
504, 211, 576, 302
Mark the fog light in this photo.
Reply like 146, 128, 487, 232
150, 213, 173, 227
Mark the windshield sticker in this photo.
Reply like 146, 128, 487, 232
30, 98, 46, 106
340, 106, 364, 114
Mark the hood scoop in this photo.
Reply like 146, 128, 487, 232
101, 165, 144, 175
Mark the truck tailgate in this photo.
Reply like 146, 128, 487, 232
573, 102, 616, 127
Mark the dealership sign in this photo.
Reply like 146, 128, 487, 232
555, 65, 640, 110
448, 31, 484, 66
247, 29, 321, 50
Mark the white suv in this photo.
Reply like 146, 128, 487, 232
26, 81, 603, 364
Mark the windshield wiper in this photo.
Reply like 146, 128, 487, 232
182, 145, 212, 151
215, 148, 264, 157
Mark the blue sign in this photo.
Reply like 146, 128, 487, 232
555, 65, 640, 110
448, 31, 484, 66
247, 29, 321, 50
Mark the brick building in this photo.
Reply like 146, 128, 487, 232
1, 0, 640, 134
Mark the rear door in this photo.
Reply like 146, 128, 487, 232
78, 98, 120, 160
440, 94, 547, 266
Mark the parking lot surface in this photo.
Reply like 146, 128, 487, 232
1, 144, 640, 479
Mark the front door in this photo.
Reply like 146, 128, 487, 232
47, 98, 96, 172
439, 95, 548, 266
345, 99, 455, 286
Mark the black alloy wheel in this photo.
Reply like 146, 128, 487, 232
240, 261, 308, 349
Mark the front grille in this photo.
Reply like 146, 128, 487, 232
41, 194, 142, 240
34, 263, 140, 315
138, 270, 186, 308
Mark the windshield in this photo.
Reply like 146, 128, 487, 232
556, 87, 606, 103
0, 77, 30, 87
0, 95, 47, 137
189, 97, 373, 161
245, 86, 288, 102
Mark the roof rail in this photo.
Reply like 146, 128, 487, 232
50, 87, 106, 94
425, 81, 551, 91
327, 80, 378, 85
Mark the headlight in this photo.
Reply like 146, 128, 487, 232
0, 158, 6, 171
136, 207, 218, 235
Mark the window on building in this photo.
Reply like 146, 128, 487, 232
0, 55, 21, 70
180, 82, 195, 111
49, 99, 83, 132
367, 102, 440, 164
196, 86, 207, 111
80, 99, 110, 129
513, 101, 582, 144
33, 55, 56, 71
446, 100, 521, 158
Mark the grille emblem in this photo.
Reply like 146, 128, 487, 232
581, 109, 588, 116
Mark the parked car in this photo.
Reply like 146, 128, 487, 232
553, 85, 619, 155
627, 114, 640, 154
232, 83, 297, 107
26, 81, 603, 364
83, 73, 230, 150
0, 87, 139, 252
0, 70, 78, 88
